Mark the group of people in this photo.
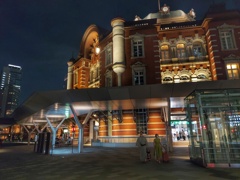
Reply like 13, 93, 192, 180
55, 136, 72, 147
136, 131, 168, 163
174, 129, 188, 141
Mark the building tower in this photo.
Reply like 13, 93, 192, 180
67, 59, 74, 90
111, 18, 126, 86
0, 64, 22, 117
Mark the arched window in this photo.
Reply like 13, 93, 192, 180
180, 75, 189, 80
162, 76, 173, 83
161, 45, 170, 60
193, 42, 203, 57
177, 43, 186, 58
180, 75, 190, 82
197, 74, 207, 79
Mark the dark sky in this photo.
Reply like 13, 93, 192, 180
0, 0, 239, 104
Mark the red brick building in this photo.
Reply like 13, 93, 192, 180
66, 3, 240, 144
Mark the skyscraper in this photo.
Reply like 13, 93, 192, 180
0, 64, 22, 117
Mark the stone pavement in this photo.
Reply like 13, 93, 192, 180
0, 144, 240, 180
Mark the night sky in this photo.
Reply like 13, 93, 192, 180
0, 0, 239, 104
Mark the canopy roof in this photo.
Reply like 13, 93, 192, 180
13, 80, 240, 126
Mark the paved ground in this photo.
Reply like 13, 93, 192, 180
0, 143, 240, 180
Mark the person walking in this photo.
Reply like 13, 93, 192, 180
153, 134, 162, 163
136, 131, 148, 163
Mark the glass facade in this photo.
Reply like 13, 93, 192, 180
185, 89, 240, 167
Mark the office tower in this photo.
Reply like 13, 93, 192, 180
0, 64, 22, 117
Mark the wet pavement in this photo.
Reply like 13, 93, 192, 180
0, 143, 239, 180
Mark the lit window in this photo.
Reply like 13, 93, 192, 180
227, 63, 239, 79
220, 29, 235, 50
161, 45, 170, 60
177, 43, 186, 58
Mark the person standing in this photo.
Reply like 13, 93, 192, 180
136, 131, 148, 163
153, 134, 162, 163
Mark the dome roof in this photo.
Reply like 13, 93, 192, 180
144, 10, 195, 24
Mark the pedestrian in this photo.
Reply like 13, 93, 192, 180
153, 134, 162, 163
182, 130, 186, 140
136, 131, 148, 163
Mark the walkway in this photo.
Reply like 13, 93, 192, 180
0, 144, 239, 180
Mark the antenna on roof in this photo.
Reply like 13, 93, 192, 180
158, 0, 161, 11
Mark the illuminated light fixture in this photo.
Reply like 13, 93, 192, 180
95, 47, 100, 54
72, 125, 76, 133
95, 121, 99, 126
46, 114, 65, 118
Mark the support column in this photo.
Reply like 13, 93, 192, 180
46, 116, 57, 148
89, 120, 94, 142
70, 105, 83, 153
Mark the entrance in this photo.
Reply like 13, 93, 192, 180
171, 120, 189, 143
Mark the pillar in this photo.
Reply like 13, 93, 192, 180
111, 18, 126, 86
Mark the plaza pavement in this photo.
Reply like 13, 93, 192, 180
0, 143, 239, 180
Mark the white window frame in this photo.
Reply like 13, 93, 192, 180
160, 45, 170, 60
133, 70, 144, 85
132, 63, 146, 85
131, 35, 145, 58
219, 29, 236, 50
192, 43, 203, 57
105, 70, 112, 87
226, 63, 239, 80
105, 44, 113, 66
177, 43, 186, 59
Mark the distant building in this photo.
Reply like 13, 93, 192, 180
0, 64, 22, 117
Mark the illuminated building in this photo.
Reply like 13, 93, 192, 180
0, 64, 22, 117
12, 2, 240, 167
66, 3, 240, 144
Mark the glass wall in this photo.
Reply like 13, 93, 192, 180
185, 89, 240, 167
